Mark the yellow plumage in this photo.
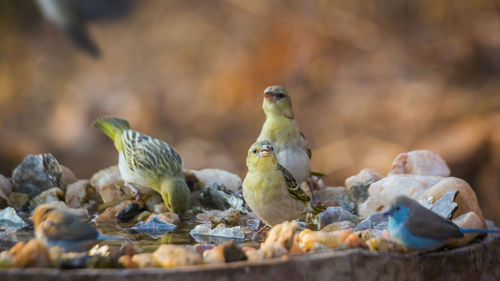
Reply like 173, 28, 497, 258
93, 117, 189, 213
243, 141, 309, 226
257, 86, 311, 185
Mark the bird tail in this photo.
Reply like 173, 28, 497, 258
460, 228, 500, 234
92, 117, 130, 141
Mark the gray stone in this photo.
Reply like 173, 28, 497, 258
131, 216, 176, 236
11, 154, 63, 197
429, 189, 459, 219
354, 213, 388, 231
198, 183, 249, 214
0, 207, 28, 232
317, 206, 359, 229
335, 179, 374, 214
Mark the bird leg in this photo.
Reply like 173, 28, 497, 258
257, 224, 270, 234
306, 180, 318, 203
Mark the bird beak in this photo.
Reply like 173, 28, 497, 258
383, 209, 392, 216
264, 89, 276, 102
259, 144, 271, 157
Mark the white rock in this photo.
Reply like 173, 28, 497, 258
358, 175, 443, 217
388, 150, 451, 177
345, 168, 382, 189
190, 169, 242, 192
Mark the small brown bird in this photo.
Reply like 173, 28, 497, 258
33, 204, 100, 252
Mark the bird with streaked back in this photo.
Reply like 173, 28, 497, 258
384, 195, 500, 250
257, 86, 320, 201
93, 117, 189, 214
243, 140, 310, 227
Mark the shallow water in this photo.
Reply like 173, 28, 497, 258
0, 211, 261, 253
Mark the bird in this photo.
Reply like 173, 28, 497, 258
384, 195, 500, 250
256, 86, 318, 202
33, 204, 100, 252
92, 117, 189, 214
242, 140, 310, 227
35, 0, 101, 57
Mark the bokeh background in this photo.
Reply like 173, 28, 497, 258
1, 0, 499, 223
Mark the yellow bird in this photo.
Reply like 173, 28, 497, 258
93, 117, 189, 213
243, 141, 310, 226
257, 86, 316, 199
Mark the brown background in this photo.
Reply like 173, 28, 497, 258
0, 0, 499, 223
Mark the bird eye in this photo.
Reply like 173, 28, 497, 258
395, 206, 400, 211
252, 149, 257, 154
277, 93, 286, 99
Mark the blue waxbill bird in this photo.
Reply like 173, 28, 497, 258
383, 195, 500, 250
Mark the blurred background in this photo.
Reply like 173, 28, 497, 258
0, 0, 499, 223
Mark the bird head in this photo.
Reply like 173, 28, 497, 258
246, 140, 277, 172
262, 86, 294, 118
383, 195, 412, 223
160, 177, 190, 214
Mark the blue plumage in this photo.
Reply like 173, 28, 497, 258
384, 195, 500, 250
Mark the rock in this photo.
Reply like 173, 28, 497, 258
116, 203, 146, 222
30, 187, 64, 209
0, 207, 28, 231
132, 215, 176, 236
196, 208, 241, 226
152, 203, 168, 214
321, 221, 356, 232
60, 165, 77, 191
315, 186, 345, 202
190, 168, 242, 192
198, 183, 249, 214
145, 194, 162, 212
345, 169, 382, 189
131, 253, 155, 268
354, 213, 388, 231
7, 192, 30, 211
118, 255, 137, 268
336, 180, 374, 213
298, 229, 342, 251
97, 183, 126, 203
11, 153, 63, 197
89, 244, 111, 257
447, 211, 485, 248
418, 188, 458, 219
358, 175, 443, 217
0, 232, 19, 249
262, 220, 298, 251
317, 206, 359, 229
388, 150, 451, 177
65, 180, 89, 208
416, 177, 485, 224
90, 166, 124, 190
202, 241, 246, 264
11, 239, 52, 267
116, 242, 138, 257
0, 175, 12, 209
95, 200, 136, 223
152, 245, 202, 269
366, 237, 409, 253
190, 224, 244, 244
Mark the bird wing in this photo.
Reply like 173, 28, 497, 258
41, 212, 98, 241
122, 130, 183, 179
278, 164, 310, 203
405, 205, 463, 240
300, 131, 312, 159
